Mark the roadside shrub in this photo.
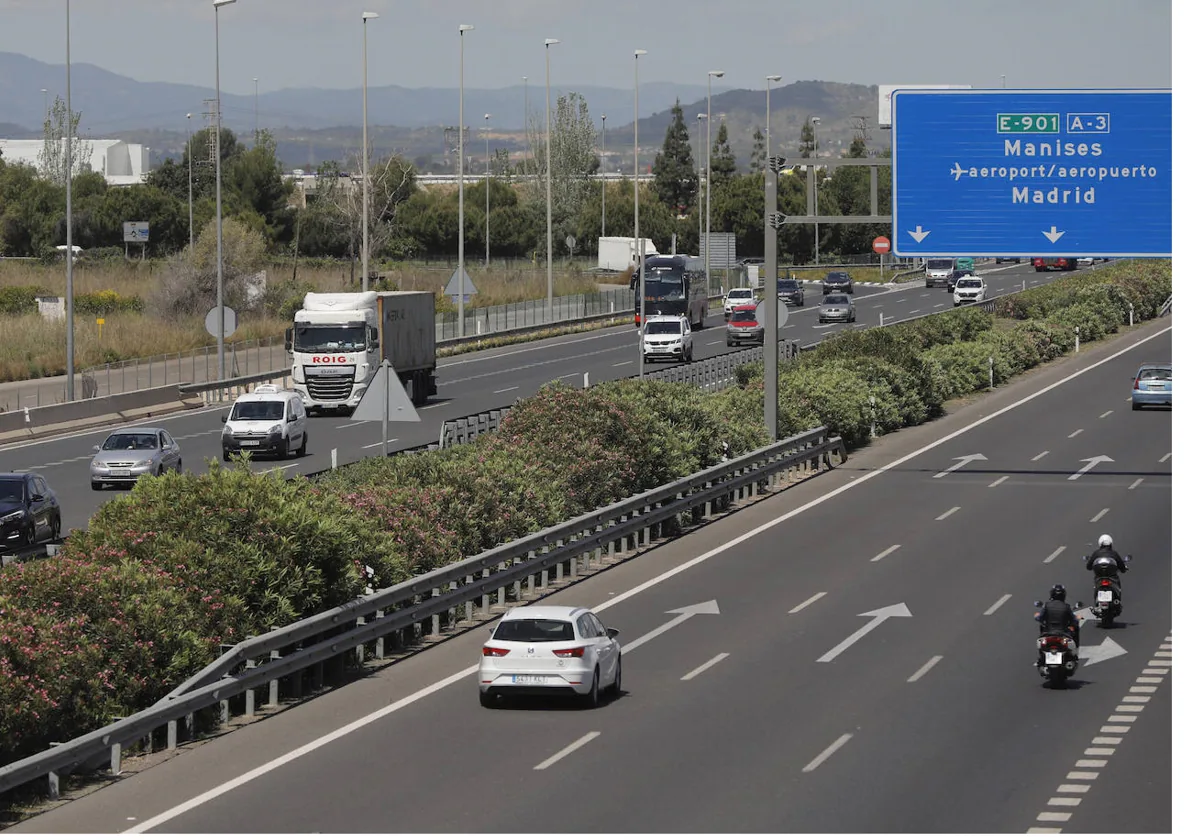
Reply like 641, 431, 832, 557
1010, 319, 1073, 361
0, 285, 48, 315
74, 289, 145, 315
1047, 303, 1109, 343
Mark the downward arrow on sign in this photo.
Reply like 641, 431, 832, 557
907, 225, 931, 243
1043, 226, 1066, 243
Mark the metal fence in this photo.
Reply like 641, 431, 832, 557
434, 288, 634, 341
0, 426, 845, 797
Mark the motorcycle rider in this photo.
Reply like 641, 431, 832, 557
1035, 584, 1080, 648
1087, 534, 1128, 585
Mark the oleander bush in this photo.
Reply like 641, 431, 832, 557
0, 259, 1170, 771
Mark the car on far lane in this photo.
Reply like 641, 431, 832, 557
90, 427, 183, 490
723, 287, 756, 319
1033, 257, 1078, 272
952, 274, 987, 306
777, 278, 805, 306
818, 293, 856, 324
822, 271, 854, 295
0, 472, 61, 549
726, 303, 764, 346
995, 256, 1023, 264
1131, 362, 1171, 410
478, 605, 622, 708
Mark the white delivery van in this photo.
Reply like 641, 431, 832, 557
221, 384, 309, 461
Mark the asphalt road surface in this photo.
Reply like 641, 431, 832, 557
2, 261, 1078, 534
9, 311, 1170, 834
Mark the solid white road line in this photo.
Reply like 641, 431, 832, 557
1043, 546, 1067, 564
984, 594, 1012, 616
335, 420, 371, 429
1032, 451, 1050, 461
802, 734, 853, 773
534, 731, 602, 770
612, 360, 633, 367
494, 386, 519, 393
789, 592, 827, 614
1090, 508, 1109, 523
936, 506, 960, 520
869, 544, 901, 563
680, 653, 730, 681
989, 475, 1009, 487
907, 655, 943, 683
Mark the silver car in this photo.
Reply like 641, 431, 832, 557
818, 294, 857, 324
91, 427, 183, 490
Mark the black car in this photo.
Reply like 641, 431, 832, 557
994, 256, 1022, 264
776, 278, 805, 306
0, 472, 62, 549
822, 271, 854, 295
946, 268, 971, 292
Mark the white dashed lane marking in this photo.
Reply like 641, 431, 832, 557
1026, 633, 1171, 832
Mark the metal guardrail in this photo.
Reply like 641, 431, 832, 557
0, 426, 844, 796
1159, 295, 1172, 317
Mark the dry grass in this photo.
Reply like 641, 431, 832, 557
783, 266, 914, 284
0, 260, 607, 383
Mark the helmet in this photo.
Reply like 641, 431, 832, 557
1050, 584, 1067, 601
1098, 534, 1113, 548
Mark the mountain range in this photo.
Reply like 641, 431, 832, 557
0, 51, 884, 172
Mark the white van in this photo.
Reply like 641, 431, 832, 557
221, 384, 309, 461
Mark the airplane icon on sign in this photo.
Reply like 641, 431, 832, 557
950, 162, 966, 181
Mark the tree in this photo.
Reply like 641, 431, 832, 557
153, 217, 268, 318
709, 121, 737, 188
523, 92, 598, 256
750, 127, 766, 173
37, 95, 93, 186
800, 118, 816, 158
652, 99, 698, 216
226, 131, 295, 246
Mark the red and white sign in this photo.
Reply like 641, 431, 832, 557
310, 355, 349, 364
873, 236, 891, 254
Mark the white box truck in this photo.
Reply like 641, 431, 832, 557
285, 291, 437, 414
598, 236, 658, 272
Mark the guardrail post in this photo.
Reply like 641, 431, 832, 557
355, 616, 367, 664
464, 575, 474, 621
493, 565, 505, 609
431, 587, 441, 636
268, 649, 281, 707
219, 698, 230, 725
167, 719, 178, 750
641, 508, 651, 545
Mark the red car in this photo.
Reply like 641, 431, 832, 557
1033, 257, 1078, 272
725, 304, 764, 347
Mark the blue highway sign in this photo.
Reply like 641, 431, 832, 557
891, 89, 1171, 258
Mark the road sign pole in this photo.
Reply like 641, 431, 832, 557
764, 156, 782, 442
381, 359, 389, 456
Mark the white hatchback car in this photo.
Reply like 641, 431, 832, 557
723, 287, 755, 319
478, 606, 622, 708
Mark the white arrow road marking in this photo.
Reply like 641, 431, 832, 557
620, 600, 720, 654
1078, 636, 1127, 666
817, 603, 911, 662
934, 453, 987, 478
907, 225, 931, 243
1043, 226, 1066, 243
1069, 455, 1113, 480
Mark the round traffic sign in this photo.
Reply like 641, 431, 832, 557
755, 299, 789, 330
205, 305, 237, 339
873, 236, 891, 254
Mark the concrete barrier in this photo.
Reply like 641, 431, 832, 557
0, 385, 203, 445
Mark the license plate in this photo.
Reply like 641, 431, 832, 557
1097, 590, 1114, 602
512, 675, 548, 685
240, 441, 258, 447
1044, 651, 1064, 665
109, 469, 131, 477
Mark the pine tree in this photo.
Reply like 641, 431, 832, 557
750, 127, 765, 172
800, 119, 816, 158
652, 99, 698, 215
709, 121, 737, 188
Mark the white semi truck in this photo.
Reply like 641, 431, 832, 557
598, 236, 658, 272
285, 290, 438, 414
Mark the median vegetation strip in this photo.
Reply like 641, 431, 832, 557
0, 259, 1169, 772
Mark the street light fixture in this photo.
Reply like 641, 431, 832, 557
484, 112, 491, 267
634, 49, 647, 378
361, 11, 378, 293
600, 114, 606, 238
457, 24, 474, 337
544, 38, 559, 315
766, 75, 781, 162
212, 0, 237, 382
706, 70, 724, 291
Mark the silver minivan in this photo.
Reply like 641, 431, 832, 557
221, 385, 309, 460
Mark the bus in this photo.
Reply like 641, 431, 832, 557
630, 255, 709, 328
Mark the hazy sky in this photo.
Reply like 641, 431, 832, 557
0, 0, 1173, 94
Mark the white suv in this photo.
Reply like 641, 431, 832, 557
221, 384, 309, 460
642, 315, 693, 363
952, 274, 987, 306
723, 287, 755, 319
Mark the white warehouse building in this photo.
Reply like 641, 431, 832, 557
0, 139, 150, 186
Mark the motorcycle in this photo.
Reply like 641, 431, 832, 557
1086, 554, 1130, 629
1033, 599, 1085, 688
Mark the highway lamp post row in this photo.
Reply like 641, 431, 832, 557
213, 0, 236, 381
458, 24, 473, 337
64, 0, 75, 400
186, 113, 194, 255
696, 113, 705, 254
600, 114, 606, 238
544, 39, 559, 317
484, 113, 491, 267
362, 11, 378, 294
705, 70, 724, 292
811, 115, 820, 264
634, 49, 647, 378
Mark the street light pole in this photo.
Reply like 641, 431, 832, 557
64, 0, 75, 401
186, 113, 194, 256
812, 115, 820, 265
522, 75, 528, 167
634, 49, 647, 379
706, 70, 724, 290
600, 114, 606, 238
457, 24, 474, 337
766, 75, 781, 163
361, 11, 378, 294
696, 113, 705, 254
544, 39, 559, 316
484, 112, 491, 267
212, 0, 236, 382
253, 76, 258, 141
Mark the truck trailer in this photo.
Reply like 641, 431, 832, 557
286, 290, 437, 414
598, 236, 658, 272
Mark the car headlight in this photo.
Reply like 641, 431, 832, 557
268, 424, 282, 436
1, 510, 24, 523
134, 458, 153, 468
224, 425, 234, 435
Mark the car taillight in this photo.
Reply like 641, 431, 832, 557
1134, 378, 1140, 390
482, 646, 509, 657
553, 647, 585, 658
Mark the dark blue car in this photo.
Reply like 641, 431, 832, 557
0, 472, 62, 550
